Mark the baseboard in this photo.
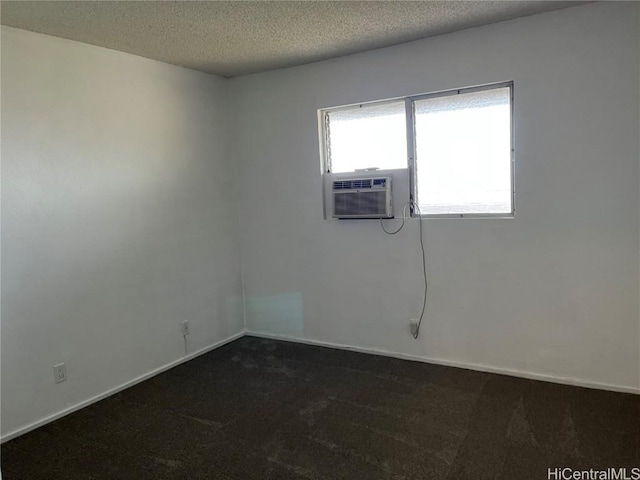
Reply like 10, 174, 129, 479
1, 330, 246, 443
246, 331, 640, 395
4, 328, 637, 443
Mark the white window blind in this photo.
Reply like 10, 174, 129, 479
413, 87, 512, 215
326, 101, 406, 173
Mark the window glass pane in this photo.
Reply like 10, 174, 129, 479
327, 101, 406, 173
414, 87, 512, 215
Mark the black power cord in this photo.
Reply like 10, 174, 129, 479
379, 202, 411, 234
380, 201, 427, 339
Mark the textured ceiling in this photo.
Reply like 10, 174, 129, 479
1, 1, 584, 78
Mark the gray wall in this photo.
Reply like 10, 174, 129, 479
230, 2, 640, 391
1, 27, 244, 437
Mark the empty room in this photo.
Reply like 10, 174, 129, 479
1, 1, 639, 479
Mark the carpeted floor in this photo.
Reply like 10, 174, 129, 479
2, 336, 639, 479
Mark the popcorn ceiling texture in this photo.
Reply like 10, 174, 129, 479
1, 1, 582, 77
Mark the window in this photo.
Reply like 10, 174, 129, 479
325, 100, 407, 173
320, 82, 514, 217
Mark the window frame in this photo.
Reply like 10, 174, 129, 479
320, 96, 409, 174
320, 81, 515, 219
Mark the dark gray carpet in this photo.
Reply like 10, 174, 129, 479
2, 336, 639, 479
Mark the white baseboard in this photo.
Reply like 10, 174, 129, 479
246, 331, 640, 395
4, 328, 637, 443
1, 330, 246, 443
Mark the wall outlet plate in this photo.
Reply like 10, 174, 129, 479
410, 319, 419, 337
53, 363, 67, 384
181, 320, 190, 336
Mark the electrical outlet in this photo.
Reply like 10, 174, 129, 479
181, 320, 190, 336
410, 319, 419, 337
53, 363, 67, 384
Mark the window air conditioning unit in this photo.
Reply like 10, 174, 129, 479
331, 176, 393, 219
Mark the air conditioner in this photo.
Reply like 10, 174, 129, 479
331, 176, 393, 219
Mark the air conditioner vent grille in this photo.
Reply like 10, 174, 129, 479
334, 191, 388, 217
333, 179, 376, 190
330, 175, 393, 218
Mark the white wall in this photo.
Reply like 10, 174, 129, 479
231, 3, 640, 391
1, 27, 244, 438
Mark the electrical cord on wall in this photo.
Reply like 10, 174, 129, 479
379, 202, 411, 234
380, 201, 428, 339
412, 203, 427, 339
